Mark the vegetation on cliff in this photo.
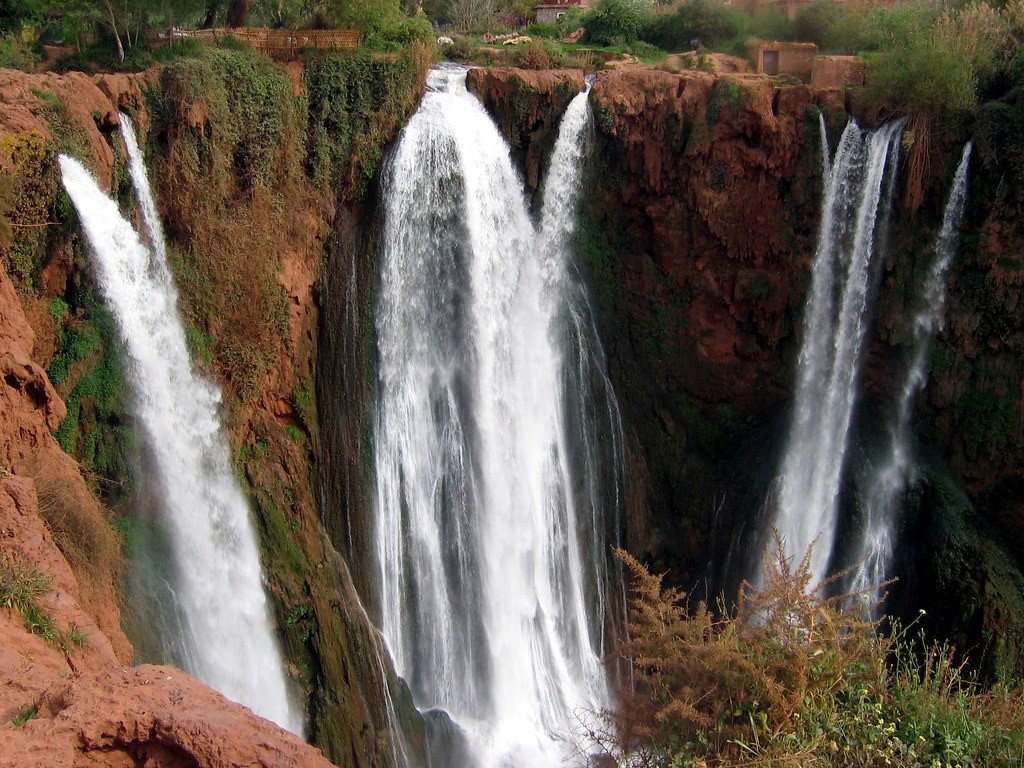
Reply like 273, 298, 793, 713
1, 34, 431, 763
600, 546, 1024, 767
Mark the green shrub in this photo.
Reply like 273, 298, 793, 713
0, 555, 95, 651
641, 0, 738, 51
0, 32, 36, 70
584, 0, 653, 45
523, 22, 561, 39
515, 39, 573, 68
151, 37, 205, 62
1008, 44, 1024, 88
627, 39, 666, 61
215, 33, 250, 52
865, 42, 976, 119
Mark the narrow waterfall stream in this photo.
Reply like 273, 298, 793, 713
768, 119, 904, 587
373, 67, 623, 766
849, 143, 973, 600
59, 125, 300, 733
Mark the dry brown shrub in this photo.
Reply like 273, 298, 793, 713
902, 112, 931, 213
32, 467, 122, 610
611, 535, 885, 763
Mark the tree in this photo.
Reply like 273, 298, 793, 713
446, 0, 499, 31
584, 0, 652, 45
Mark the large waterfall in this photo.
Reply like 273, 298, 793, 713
59, 119, 300, 733
372, 67, 623, 766
769, 119, 904, 587
849, 143, 973, 599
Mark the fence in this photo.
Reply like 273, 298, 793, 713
153, 27, 360, 57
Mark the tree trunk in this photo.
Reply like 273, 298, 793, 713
103, 0, 125, 62
202, 1, 220, 29
226, 0, 249, 28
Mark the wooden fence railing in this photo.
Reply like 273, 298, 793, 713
151, 27, 360, 57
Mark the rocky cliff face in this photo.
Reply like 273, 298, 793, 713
0, 259, 333, 767
0, 48, 429, 766
474, 64, 1024, 678
579, 67, 827, 588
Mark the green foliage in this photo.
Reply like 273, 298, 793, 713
0, 554, 93, 653
304, 44, 430, 197
286, 603, 315, 642
514, 38, 572, 68
522, 22, 561, 38
50, 304, 133, 486
600, 542, 1024, 767
0, 557, 55, 639
866, 44, 976, 119
11, 705, 37, 727
584, 0, 653, 45
0, 31, 37, 70
1008, 44, 1024, 89
147, 47, 306, 402
641, 0, 738, 52
51, 51, 92, 73
327, 0, 403, 30
362, 13, 434, 50
0, 128, 62, 294
294, 374, 316, 433
150, 47, 298, 196
30, 88, 93, 162
794, 0, 868, 53
0, 0, 45, 33
151, 37, 205, 62
707, 78, 746, 126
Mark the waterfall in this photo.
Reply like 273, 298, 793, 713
818, 111, 831, 185
59, 134, 300, 733
372, 67, 622, 766
849, 143, 973, 601
768, 119, 904, 587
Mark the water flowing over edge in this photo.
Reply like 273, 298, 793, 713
371, 68, 624, 767
766, 118, 905, 588
59, 138, 301, 734
848, 142, 973, 602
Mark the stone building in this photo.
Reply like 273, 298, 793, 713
747, 41, 818, 79
535, 0, 591, 25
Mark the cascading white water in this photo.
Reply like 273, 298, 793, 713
849, 143, 973, 600
59, 138, 300, 733
373, 67, 622, 766
769, 119, 904, 587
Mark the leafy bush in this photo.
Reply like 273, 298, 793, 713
0, 32, 36, 70
641, 0, 738, 51
362, 14, 434, 51
584, 0, 653, 45
151, 37, 205, 62
515, 38, 574, 68
377, 14, 435, 44
51, 51, 91, 73
522, 22, 561, 39
1007, 44, 1024, 88
866, 42, 976, 119
794, 0, 870, 53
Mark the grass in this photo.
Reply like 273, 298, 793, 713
12, 705, 37, 727
0, 555, 89, 652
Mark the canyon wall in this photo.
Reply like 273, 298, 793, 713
0, 48, 430, 765
470, 65, 1024, 680
5, 51, 1024, 765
